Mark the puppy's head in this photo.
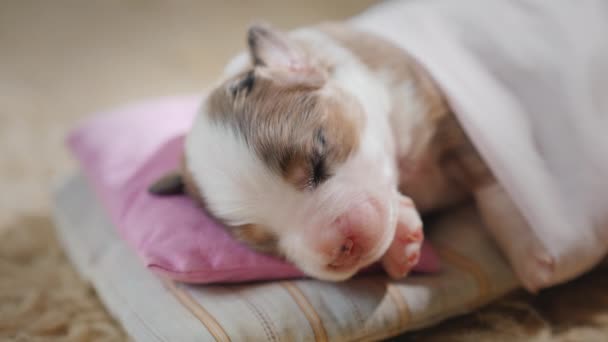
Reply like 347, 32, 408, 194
151, 23, 402, 281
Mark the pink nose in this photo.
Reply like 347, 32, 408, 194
318, 200, 384, 270
328, 238, 363, 269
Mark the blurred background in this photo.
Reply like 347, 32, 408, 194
0, 0, 376, 227
1, 1, 607, 341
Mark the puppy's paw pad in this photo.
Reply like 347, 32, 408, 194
382, 198, 423, 279
382, 238, 422, 279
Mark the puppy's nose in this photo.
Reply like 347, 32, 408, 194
314, 199, 386, 271
328, 238, 363, 269
323, 210, 372, 270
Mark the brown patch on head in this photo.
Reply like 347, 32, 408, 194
230, 223, 281, 256
206, 68, 363, 190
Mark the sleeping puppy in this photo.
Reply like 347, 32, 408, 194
149, 22, 523, 285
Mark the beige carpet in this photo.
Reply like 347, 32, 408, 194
1, 1, 607, 341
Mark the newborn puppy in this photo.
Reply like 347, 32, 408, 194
150, 22, 495, 282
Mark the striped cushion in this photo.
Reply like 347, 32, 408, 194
53, 174, 520, 341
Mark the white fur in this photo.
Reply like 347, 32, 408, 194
389, 80, 428, 159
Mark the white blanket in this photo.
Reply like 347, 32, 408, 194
354, 0, 608, 287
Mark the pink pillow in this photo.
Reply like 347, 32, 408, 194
67, 95, 440, 284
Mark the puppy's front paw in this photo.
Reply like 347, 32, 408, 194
381, 196, 423, 279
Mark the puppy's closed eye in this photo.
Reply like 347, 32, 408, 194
309, 152, 328, 188
308, 129, 331, 189
281, 129, 332, 191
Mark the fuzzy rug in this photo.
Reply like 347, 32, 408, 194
1, 1, 607, 341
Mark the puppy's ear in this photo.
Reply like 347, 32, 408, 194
247, 22, 326, 89
148, 170, 184, 196
247, 22, 302, 68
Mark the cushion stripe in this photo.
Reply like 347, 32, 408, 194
354, 282, 412, 341
435, 243, 491, 308
281, 281, 328, 342
387, 283, 411, 329
163, 279, 231, 342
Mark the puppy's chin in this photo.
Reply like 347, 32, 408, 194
290, 237, 390, 281
293, 261, 362, 282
